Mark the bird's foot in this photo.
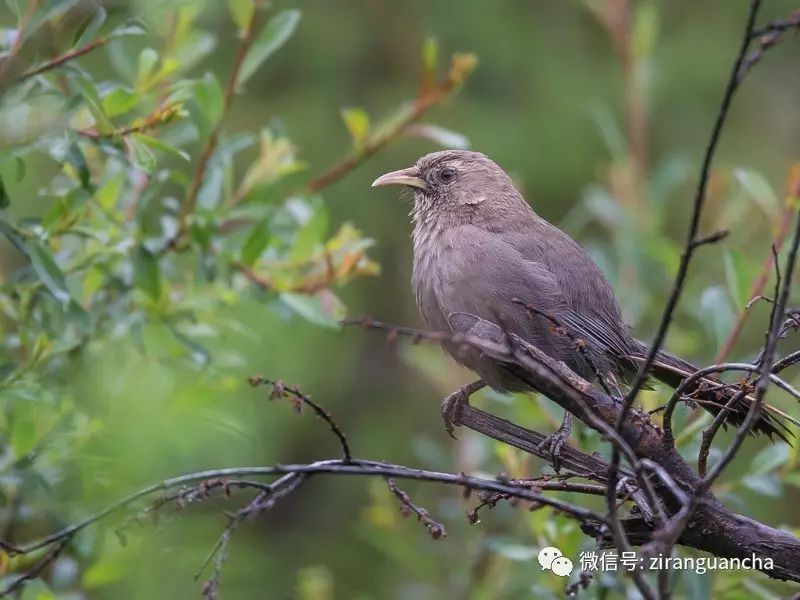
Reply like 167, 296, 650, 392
537, 413, 573, 473
441, 380, 485, 439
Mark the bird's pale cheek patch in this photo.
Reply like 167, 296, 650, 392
462, 195, 486, 206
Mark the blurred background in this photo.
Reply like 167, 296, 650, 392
0, 0, 799, 598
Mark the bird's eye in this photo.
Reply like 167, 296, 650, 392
439, 167, 456, 183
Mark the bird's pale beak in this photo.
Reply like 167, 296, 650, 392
371, 167, 428, 191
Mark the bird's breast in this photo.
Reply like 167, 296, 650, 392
411, 219, 450, 331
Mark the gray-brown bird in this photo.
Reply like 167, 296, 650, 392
372, 150, 793, 456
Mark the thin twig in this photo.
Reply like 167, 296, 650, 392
176, 6, 262, 241
306, 53, 476, 192
13, 38, 108, 83
697, 387, 748, 477
249, 377, 352, 462
386, 478, 446, 539
605, 3, 763, 578
0, 535, 72, 597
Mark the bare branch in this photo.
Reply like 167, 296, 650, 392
306, 53, 477, 192
249, 377, 352, 462
386, 478, 446, 539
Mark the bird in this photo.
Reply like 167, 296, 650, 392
372, 149, 795, 459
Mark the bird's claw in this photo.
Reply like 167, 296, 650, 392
538, 420, 571, 473
441, 387, 471, 439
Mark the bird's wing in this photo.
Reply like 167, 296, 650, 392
502, 219, 640, 363
436, 225, 618, 378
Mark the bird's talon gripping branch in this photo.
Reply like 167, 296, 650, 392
537, 412, 573, 473
441, 380, 486, 439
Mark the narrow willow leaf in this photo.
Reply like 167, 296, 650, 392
631, 1, 659, 59
109, 20, 146, 39
226, 0, 254, 33
699, 285, 735, 348
734, 168, 779, 219
133, 133, 190, 162
723, 249, 752, 309
236, 10, 301, 87
194, 72, 224, 127
66, 143, 91, 189
73, 6, 107, 48
136, 47, 159, 88
71, 74, 114, 133
132, 245, 162, 300
280, 291, 343, 329
95, 172, 125, 211
340, 107, 370, 150
101, 87, 138, 118
750, 443, 790, 475
291, 202, 328, 261
404, 123, 469, 149
128, 137, 156, 174
241, 219, 271, 266
26, 241, 71, 305
422, 37, 439, 75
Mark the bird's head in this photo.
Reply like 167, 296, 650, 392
372, 150, 524, 222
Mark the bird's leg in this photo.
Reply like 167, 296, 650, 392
538, 411, 573, 473
441, 380, 486, 439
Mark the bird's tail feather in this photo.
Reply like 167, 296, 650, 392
626, 342, 797, 442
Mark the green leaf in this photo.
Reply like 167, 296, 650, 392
227, 0, 254, 33
194, 72, 224, 127
26, 241, 71, 305
632, 1, 659, 59
96, 172, 125, 211
20, 0, 83, 45
734, 168, 779, 219
102, 87, 138, 117
741, 473, 782, 497
241, 219, 271, 265
133, 133, 190, 162
405, 123, 469, 149
66, 143, 91, 189
750, 442, 790, 474
135, 47, 159, 88
132, 246, 161, 300
291, 202, 328, 261
724, 249, 753, 309
699, 285, 735, 348
237, 10, 301, 87
280, 290, 343, 329
421, 36, 439, 75
109, 19, 147, 39
73, 6, 106, 47
127, 136, 156, 174
340, 107, 370, 150
71, 74, 114, 134
0, 173, 8, 209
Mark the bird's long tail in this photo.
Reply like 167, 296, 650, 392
627, 342, 798, 442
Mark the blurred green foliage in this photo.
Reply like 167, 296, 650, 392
0, 0, 798, 598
